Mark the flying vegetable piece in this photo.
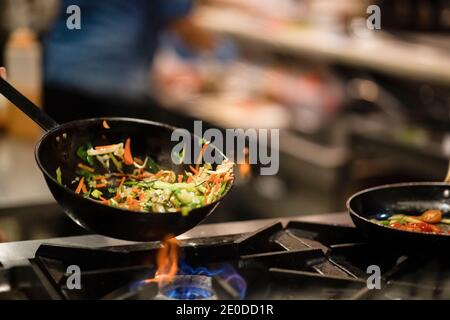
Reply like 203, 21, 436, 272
88, 143, 124, 156
56, 167, 62, 185
123, 138, 133, 165
102, 120, 110, 129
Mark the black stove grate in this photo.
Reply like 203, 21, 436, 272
1, 220, 449, 300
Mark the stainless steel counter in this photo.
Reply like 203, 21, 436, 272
0, 212, 352, 267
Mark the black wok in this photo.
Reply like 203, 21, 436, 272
347, 182, 450, 252
0, 77, 232, 242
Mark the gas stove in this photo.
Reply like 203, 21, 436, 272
0, 213, 449, 300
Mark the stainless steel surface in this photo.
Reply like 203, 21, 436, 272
0, 212, 352, 267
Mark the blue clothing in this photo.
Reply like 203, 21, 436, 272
44, 0, 192, 101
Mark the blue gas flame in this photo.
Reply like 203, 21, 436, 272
178, 260, 223, 276
177, 260, 247, 300
136, 260, 247, 300
164, 286, 214, 300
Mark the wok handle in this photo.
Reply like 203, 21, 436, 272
0, 77, 59, 132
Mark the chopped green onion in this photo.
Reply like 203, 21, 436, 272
56, 167, 62, 185
110, 154, 123, 173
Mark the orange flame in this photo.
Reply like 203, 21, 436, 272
145, 236, 179, 285
238, 147, 251, 179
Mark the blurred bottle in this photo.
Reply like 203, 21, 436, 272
4, 27, 42, 140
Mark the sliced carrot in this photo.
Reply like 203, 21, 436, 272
116, 176, 126, 197
99, 196, 107, 201
96, 183, 107, 188
126, 197, 140, 211
123, 138, 133, 165
78, 163, 95, 173
187, 176, 193, 183
94, 175, 106, 180
118, 176, 126, 189
131, 187, 141, 193
189, 165, 198, 175
177, 175, 183, 183
111, 173, 125, 177
204, 182, 211, 194
75, 177, 85, 194
102, 120, 110, 129
81, 183, 88, 194
95, 144, 117, 150
196, 143, 209, 171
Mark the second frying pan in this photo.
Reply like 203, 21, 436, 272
347, 182, 450, 252
0, 77, 233, 242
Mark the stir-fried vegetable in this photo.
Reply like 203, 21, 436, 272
65, 138, 234, 215
372, 209, 450, 234
102, 120, 110, 129
123, 138, 133, 165
56, 167, 62, 185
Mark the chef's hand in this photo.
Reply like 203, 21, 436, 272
0, 67, 6, 79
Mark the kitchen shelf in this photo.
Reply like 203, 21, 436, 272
193, 7, 450, 86
157, 94, 291, 129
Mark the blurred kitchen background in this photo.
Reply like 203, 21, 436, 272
0, 0, 450, 242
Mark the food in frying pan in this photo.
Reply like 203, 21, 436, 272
372, 209, 450, 234
57, 138, 234, 215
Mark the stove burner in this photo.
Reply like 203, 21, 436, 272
156, 275, 217, 300
8, 219, 449, 300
